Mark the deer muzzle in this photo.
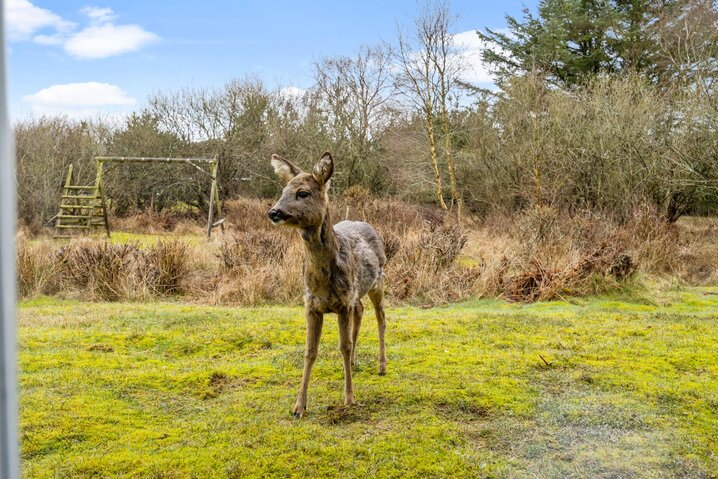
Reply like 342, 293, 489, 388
268, 208, 291, 225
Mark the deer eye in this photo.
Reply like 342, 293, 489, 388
296, 191, 310, 199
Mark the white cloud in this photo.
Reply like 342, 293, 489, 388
62, 6, 158, 59
23, 82, 136, 118
5, 0, 74, 41
279, 86, 307, 100
65, 23, 159, 59
453, 30, 496, 85
32, 34, 64, 45
391, 29, 503, 89
82, 6, 115, 23
5, 1, 158, 59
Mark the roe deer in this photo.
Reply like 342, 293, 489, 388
268, 152, 388, 418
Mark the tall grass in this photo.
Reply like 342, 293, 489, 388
17, 197, 718, 305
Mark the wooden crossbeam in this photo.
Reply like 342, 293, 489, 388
95, 156, 216, 163
61, 195, 98, 200
59, 205, 103, 210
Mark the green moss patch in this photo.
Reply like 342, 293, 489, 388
18, 291, 718, 477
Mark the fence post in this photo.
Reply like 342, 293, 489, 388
0, 1, 21, 477
206, 161, 218, 239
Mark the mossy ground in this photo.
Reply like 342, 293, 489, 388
32, 231, 206, 247
18, 288, 718, 478
109, 231, 206, 246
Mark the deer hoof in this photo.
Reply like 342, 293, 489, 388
379, 366, 387, 376
291, 405, 305, 418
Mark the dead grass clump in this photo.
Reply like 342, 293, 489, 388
418, 219, 467, 272
25, 238, 195, 300
382, 233, 401, 263
333, 195, 430, 236
57, 240, 139, 301
217, 231, 288, 271
16, 234, 61, 298
143, 240, 190, 295
495, 206, 639, 302
672, 216, 718, 284
208, 263, 303, 306
223, 198, 275, 233
517, 204, 560, 246
386, 219, 473, 303
342, 185, 372, 221
626, 204, 681, 274
207, 230, 302, 305
502, 244, 635, 302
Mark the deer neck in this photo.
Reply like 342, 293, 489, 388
300, 209, 338, 288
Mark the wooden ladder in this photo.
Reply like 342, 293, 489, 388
54, 163, 110, 238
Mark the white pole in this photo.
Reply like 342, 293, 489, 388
0, 0, 20, 477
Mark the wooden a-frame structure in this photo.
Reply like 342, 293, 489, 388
55, 157, 224, 239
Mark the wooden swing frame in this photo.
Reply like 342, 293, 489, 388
55, 157, 224, 239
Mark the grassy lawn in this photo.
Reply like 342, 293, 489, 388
18, 289, 718, 478
30, 231, 208, 247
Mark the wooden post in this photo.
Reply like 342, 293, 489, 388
64, 163, 74, 189
206, 161, 218, 239
95, 160, 110, 238
213, 159, 224, 234
56, 164, 74, 230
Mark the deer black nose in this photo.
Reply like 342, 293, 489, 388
268, 208, 285, 222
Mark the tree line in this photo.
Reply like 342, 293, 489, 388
15, 0, 718, 229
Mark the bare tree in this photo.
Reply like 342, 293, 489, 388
393, 2, 448, 210
429, 0, 464, 219
147, 78, 279, 200
313, 46, 395, 187
656, 0, 718, 101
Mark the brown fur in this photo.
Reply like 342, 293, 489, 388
269, 152, 388, 417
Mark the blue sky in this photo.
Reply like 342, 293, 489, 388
5, 0, 537, 120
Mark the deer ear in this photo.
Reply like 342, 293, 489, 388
312, 152, 334, 185
271, 154, 303, 184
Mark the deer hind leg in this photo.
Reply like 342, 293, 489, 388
368, 287, 387, 376
293, 309, 323, 418
338, 307, 356, 406
351, 300, 364, 367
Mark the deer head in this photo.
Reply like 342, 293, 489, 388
268, 152, 334, 229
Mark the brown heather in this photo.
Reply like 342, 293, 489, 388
16, 196, 718, 305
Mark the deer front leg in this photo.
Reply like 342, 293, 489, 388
338, 308, 356, 406
293, 309, 323, 418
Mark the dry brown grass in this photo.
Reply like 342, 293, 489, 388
16, 198, 718, 305
16, 233, 61, 298
55, 240, 140, 301
207, 229, 304, 305
144, 240, 191, 295
18, 237, 193, 301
